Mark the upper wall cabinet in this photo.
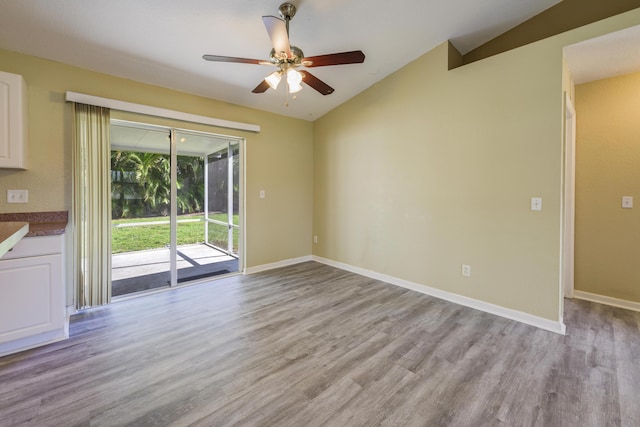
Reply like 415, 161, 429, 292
0, 70, 28, 169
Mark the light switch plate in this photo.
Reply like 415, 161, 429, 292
622, 196, 633, 209
531, 197, 542, 211
7, 189, 28, 203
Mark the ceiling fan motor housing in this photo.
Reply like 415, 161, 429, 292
270, 46, 304, 64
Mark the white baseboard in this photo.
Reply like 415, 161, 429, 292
573, 290, 640, 313
312, 255, 566, 335
244, 255, 313, 275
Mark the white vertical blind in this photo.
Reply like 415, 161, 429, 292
72, 103, 112, 309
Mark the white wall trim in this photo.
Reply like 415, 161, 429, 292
313, 256, 567, 335
65, 91, 260, 133
574, 290, 640, 313
244, 256, 313, 275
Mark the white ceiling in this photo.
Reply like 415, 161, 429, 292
564, 24, 640, 85
0, 0, 562, 121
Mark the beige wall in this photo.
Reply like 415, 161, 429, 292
2, 7, 639, 323
0, 49, 314, 270
575, 72, 640, 303
313, 9, 640, 322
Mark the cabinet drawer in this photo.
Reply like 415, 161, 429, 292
2, 234, 63, 259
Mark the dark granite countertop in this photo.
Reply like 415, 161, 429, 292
0, 211, 68, 236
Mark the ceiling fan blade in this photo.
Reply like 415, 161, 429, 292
252, 79, 270, 94
203, 55, 264, 65
301, 71, 334, 95
303, 50, 365, 67
262, 16, 292, 59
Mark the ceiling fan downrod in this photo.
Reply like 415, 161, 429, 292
278, 3, 296, 36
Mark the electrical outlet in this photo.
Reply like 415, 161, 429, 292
259, 190, 265, 199
7, 189, 28, 203
313, 235, 318, 244
462, 264, 471, 277
622, 196, 633, 209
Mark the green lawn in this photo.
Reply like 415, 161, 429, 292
112, 214, 239, 254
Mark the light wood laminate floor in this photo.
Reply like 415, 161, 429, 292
1, 261, 639, 426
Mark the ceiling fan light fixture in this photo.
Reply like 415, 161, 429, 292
287, 68, 303, 93
265, 71, 282, 90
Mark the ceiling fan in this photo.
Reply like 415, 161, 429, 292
203, 2, 365, 96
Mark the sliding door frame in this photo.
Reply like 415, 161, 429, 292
170, 128, 178, 286
111, 119, 245, 288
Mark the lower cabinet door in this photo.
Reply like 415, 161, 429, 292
0, 254, 64, 343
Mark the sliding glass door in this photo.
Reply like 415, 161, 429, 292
110, 121, 242, 297
175, 130, 240, 283
110, 125, 172, 296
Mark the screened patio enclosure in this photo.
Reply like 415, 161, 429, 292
109, 120, 242, 297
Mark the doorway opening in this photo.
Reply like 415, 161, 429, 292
109, 120, 243, 297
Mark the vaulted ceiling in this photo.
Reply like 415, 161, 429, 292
1, 1, 639, 120
0, 0, 570, 120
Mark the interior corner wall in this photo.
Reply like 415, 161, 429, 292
0, 49, 314, 273
574, 72, 640, 304
312, 9, 640, 322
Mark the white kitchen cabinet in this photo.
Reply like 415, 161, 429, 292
0, 235, 67, 356
0, 70, 28, 169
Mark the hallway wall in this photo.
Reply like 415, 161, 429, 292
575, 71, 640, 304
